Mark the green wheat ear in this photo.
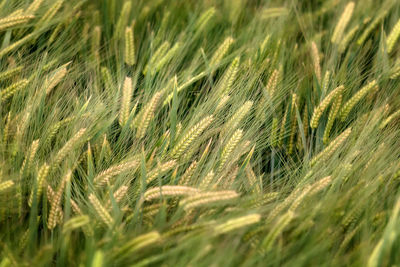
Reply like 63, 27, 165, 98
386, 19, 400, 53
171, 115, 214, 159
340, 80, 378, 121
311, 85, 343, 129
331, 2, 355, 44
124, 26, 135, 66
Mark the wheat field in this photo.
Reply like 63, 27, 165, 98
1, 0, 400, 266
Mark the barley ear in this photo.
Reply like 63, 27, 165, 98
387, 19, 400, 53
89, 194, 114, 228
171, 116, 214, 159
310, 85, 343, 129
119, 77, 133, 127
331, 2, 355, 44
124, 26, 135, 66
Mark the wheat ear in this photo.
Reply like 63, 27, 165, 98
89, 194, 114, 228
0, 66, 23, 82
218, 129, 243, 173
146, 160, 177, 183
26, 0, 44, 14
94, 160, 138, 187
143, 41, 170, 75
124, 26, 135, 66
178, 161, 198, 186
116, 231, 161, 256
51, 128, 87, 171
340, 80, 377, 121
266, 69, 280, 97
214, 214, 261, 235
45, 63, 69, 95
143, 185, 199, 202
310, 85, 343, 129
115, 1, 131, 38
106, 185, 129, 208
311, 127, 352, 166
48, 171, 71, 229
195, 7, 216, 33
171, 116, 214, 159
387, 19, 400, 53
338, 25, 359, 53
270, 117, 279, 147
28, 163, 50, 206
223, 101, 252, 133
119, 77, 133, 127
323, 90, 343, 144
310, 42, 321, 83
0, 180, 14, 192
163, 72, 207, 106
380, 109, 400, 129
0, 15, 35, 31
154, 42, 181, 72
136, 92, 162, 139
210, 37, 234, 67
199, 171, 215, 189
331, 2, 355, 44
180, 190, 239, 210
218, 56, 240, 96
0, 79, 29, 102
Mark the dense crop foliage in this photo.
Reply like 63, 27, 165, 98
1, 0, 400, 266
